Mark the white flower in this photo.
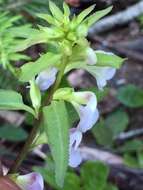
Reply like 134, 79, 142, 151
16, 172, 44, 190
36, 67, 58, 91
73, 92, 99, 133
86, 47, 97, 65
92, 67, 116, 90
69, 128, 82, 168
86, 48, 116, 90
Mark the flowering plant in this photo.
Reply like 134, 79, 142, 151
0, 1, 124, 189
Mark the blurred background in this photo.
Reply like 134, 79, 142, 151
0, 0, 143, 190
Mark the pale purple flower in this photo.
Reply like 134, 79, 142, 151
92, 67, 116, 90
16, 172, 44, 190
73, 92, 99, 133
36, 67, 58, 91
69, 128, 82, 168
69, 92, 99, 167
87, 48, 116, 90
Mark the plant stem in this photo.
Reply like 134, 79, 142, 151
8, 56, 68, 174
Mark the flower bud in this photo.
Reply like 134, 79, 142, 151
29, 79, 41, 115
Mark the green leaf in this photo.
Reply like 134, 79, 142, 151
43, 101, 69, 187
85, 6, 112, 27
96, 51, 125, 69
65, 102, 79, 126
92, 120, 113, 147
19, 53, 61, 82
49, 1, 63, 21
81, 161, 109, 190
37, 13, 56, 25
0, 89, 35, 115
34, 160, 81, 190
118, 140, 143, 153
14, 31, 49, 52
104, 183, 118, 190
137, 151, 143, 169
63, 2, 70, 18
123, 153, 139, 168
0, 125, 28, 142
77, 5, 95, 25
117, 84, 143, 108
105, 110, 129, 137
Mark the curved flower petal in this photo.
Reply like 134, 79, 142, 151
69, 148, 82, 168
16, 172, 44, 190
69, 128, 82, 168
87, 47, 97, 65
36, 67, 58, 91
73, 92, 99, 133
70, 128, 82, 149
94, 67, 116, 90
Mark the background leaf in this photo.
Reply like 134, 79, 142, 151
81, 161, 109, 190
106, 110, 129, 137
117, 84, 143, 108
0, 124, 27, 141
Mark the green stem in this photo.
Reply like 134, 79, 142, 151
8, 56, 68, 174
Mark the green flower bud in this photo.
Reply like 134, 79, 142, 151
29, 79, 41, 116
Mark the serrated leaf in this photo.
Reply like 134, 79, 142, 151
43, 101, 69, 187
77, 5, 95, 25
86, 6, 112, 27
19, 53, 61, 82
49, 1, 63, 21
0, 125, 28, 141
0, 89, 35, 115
117, 84, 143, 108
96, 51, 125, 69
81, 161, 109, 190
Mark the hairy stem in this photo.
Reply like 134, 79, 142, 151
8, 56, 68, 174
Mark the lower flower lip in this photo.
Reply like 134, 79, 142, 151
0, 176, 22, 190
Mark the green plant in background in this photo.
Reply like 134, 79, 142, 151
0, 1, 124, 189
92, 84, 143, 170
0, 12, 29, 72
35, 160, 118, 190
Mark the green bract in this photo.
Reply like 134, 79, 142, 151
0, 90, 35, 116
19, 53, 61, 82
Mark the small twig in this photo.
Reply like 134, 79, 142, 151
115, 128, 143, 141
0, 111, 25, 126
80, 146, 123, 164
89, 1, 143, 34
